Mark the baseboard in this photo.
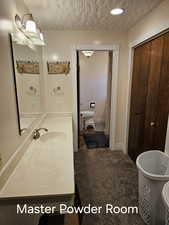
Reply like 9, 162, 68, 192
111, 142, 126, 153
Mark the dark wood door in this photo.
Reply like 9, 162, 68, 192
128, 42, 151, 161
144, 36, 164, 150
153, 32, 169, 149
128, 32, 169, 161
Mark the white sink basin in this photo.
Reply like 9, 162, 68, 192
39, 131, 67, 143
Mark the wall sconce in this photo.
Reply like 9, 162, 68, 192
14, 14, 45, 46
82, 51, 94, 58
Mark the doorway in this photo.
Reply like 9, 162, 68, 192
77, 50, 112, 150
72, 44, 119, 152
128, 31, 169, 161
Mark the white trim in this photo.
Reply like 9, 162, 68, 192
71, 44, 120, 152
110, 47, 119, 150
124, 47, 134, 154
129, 26, 169, 48
75, 44, 118, 51
124, 26, 169, 154
113, 142, 125, 152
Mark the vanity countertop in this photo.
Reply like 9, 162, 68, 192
0, 116, 74, 199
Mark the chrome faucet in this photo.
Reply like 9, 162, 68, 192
33, 128, 48, 140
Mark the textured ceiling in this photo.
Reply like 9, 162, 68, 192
24, 0, 163, 31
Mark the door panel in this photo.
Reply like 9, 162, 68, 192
128, 42, 151, 160
154, 32, 169, 149
128, 114, 145, 161
130, 43, 151, 115
144, 36, 164, 150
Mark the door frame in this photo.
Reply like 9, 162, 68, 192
71, 44, 120, 152
124, 28, 169, 154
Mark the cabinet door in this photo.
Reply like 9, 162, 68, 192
128, 42, 151, 161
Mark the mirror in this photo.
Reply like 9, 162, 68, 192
10, 34, 43, 135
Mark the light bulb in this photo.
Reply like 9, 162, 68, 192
40, 32, 44, 41
82, 51, 94, 58
25, 20, 37, 33
110, 8, 124, 15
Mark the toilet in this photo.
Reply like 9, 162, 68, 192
80, 111, 96, 130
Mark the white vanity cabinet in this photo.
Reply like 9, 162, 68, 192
0, 115, 75, 225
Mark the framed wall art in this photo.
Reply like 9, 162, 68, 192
47, 61, 70, 75
16, 60, 40, 74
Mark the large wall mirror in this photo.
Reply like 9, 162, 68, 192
10, 34, 43, 135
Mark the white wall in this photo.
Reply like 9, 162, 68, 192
43, 30, 128, 145
79, 51, 108, 122
128, 0, 169, 45
14, 44, 42, 114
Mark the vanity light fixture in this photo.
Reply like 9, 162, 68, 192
110, 8, 124, 15
14, 14, 45, 46
82, 50, 94, 58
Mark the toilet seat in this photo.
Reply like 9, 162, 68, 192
85, 118, 96, 129
80, 110, 95, 130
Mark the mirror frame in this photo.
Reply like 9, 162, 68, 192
9, 33, 22, 135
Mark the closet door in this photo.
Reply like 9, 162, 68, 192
153, 32, 169, 149
144, 36, 164, 150
128, 42, 151, 161
128, 32, 169, 161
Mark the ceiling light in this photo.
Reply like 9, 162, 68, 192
110, 8, 124, 15
82, 51, 94, 58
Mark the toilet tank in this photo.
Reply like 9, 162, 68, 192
81, 111, 95, 119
